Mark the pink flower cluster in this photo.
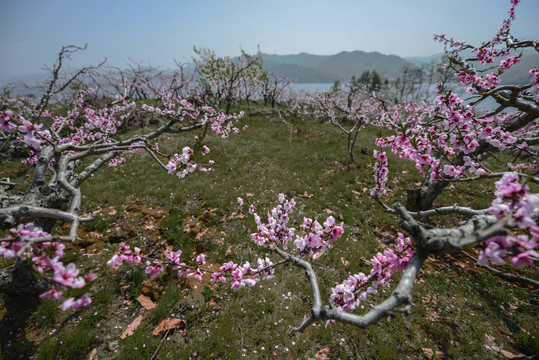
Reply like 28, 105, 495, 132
139, 93, 243, 178
165, 145, 213, 179
247, 194, 344, 259
209, 111, 243, 139
1, 88, 137, 165
499, 54, 521, 71
479, 234, 538, 268
294, 215, 344, 260
492, 0, 520, 44
108, 243, 173, 279
0, 110, 48, 150
40, 263, 95, 310
107, 242, 275, 290
434, 1, 520, 56
217, 257, 275, 290
431, 0, 526, 97
147, 91, 244, 138
0, 110, 16, 132
476, 48, 495, 65
0, 224, 95, 310
530, 68, 539, 102
330, 233, 414, 311
480, 173, 539, 267
507, 162, 537, 173
54, 88, 128, 146
489, 173, 538, 228
106, 244, 143, 268
371, 86, 534, 193
371, 151, 389, 197
250, 194, 297, 250
454, 70, 501, 89
2, 87, 243, 175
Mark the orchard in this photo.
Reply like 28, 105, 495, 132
0, 0, 537, 358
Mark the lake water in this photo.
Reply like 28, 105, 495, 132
292, 83, 333, 92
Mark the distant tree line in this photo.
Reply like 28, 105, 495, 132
330, 56, 458, 103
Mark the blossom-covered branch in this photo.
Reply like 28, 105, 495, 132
1, 50, 244, 309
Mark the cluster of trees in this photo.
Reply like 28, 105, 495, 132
331, 56, 457, 103
332, 70, 385, 93
0, 0, 537, 352
1, 46, 294, 118
0, 45, 243, 306
191, 47, 294, 113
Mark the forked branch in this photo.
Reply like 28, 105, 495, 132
270, 246, 428, 332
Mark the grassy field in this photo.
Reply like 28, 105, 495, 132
0, 107, 537, 359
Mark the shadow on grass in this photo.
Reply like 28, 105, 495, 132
0, 292, 41, 360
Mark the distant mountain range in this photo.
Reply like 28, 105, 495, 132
0, 52, 420, 87
261, 51, 417, 83
2, 49, 536, 88
261, 49, 538, 85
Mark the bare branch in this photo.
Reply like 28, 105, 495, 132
394, 203, 519, 252
440, 172, 538, 185
70, 152, 118, 188
0, 205, 93, 225
376, 198, 488, 218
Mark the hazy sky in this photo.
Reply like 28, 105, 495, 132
1, 0, 538, 76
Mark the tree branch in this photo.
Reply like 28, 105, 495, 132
0, 205, 92, 225
288, 247, 429, 331
461, 251, 539, 288
394, 202, 519, 252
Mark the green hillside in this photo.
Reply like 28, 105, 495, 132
262, 51, 416, 82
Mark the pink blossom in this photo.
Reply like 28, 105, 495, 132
145, 264, 162, 279
59, 296, 91, 310
196, 253, 206, 265
165, 249, 182, 264
0, 110, 16, 132
211, 272, 226, 284
107, 254, 123, 269
186, 269, 203, 282
17, 118, 41, 135
323, 216, 335, 229
39, 288, 63, 300
53, 263, 80, 287
371, 150, 389, 197
219, 261, 237, 272
478, 238, 508, 265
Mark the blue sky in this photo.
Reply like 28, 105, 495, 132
1, 0, 538, 76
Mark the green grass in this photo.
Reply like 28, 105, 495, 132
148, 284, 181, 324
29, 299, 61, 328
36, 325, 96, 360
0, 105, 537, 360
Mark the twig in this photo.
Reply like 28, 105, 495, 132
149, 329, 170, 360
461, 251, 539, 288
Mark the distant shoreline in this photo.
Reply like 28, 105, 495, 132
291, 83, 333, 92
